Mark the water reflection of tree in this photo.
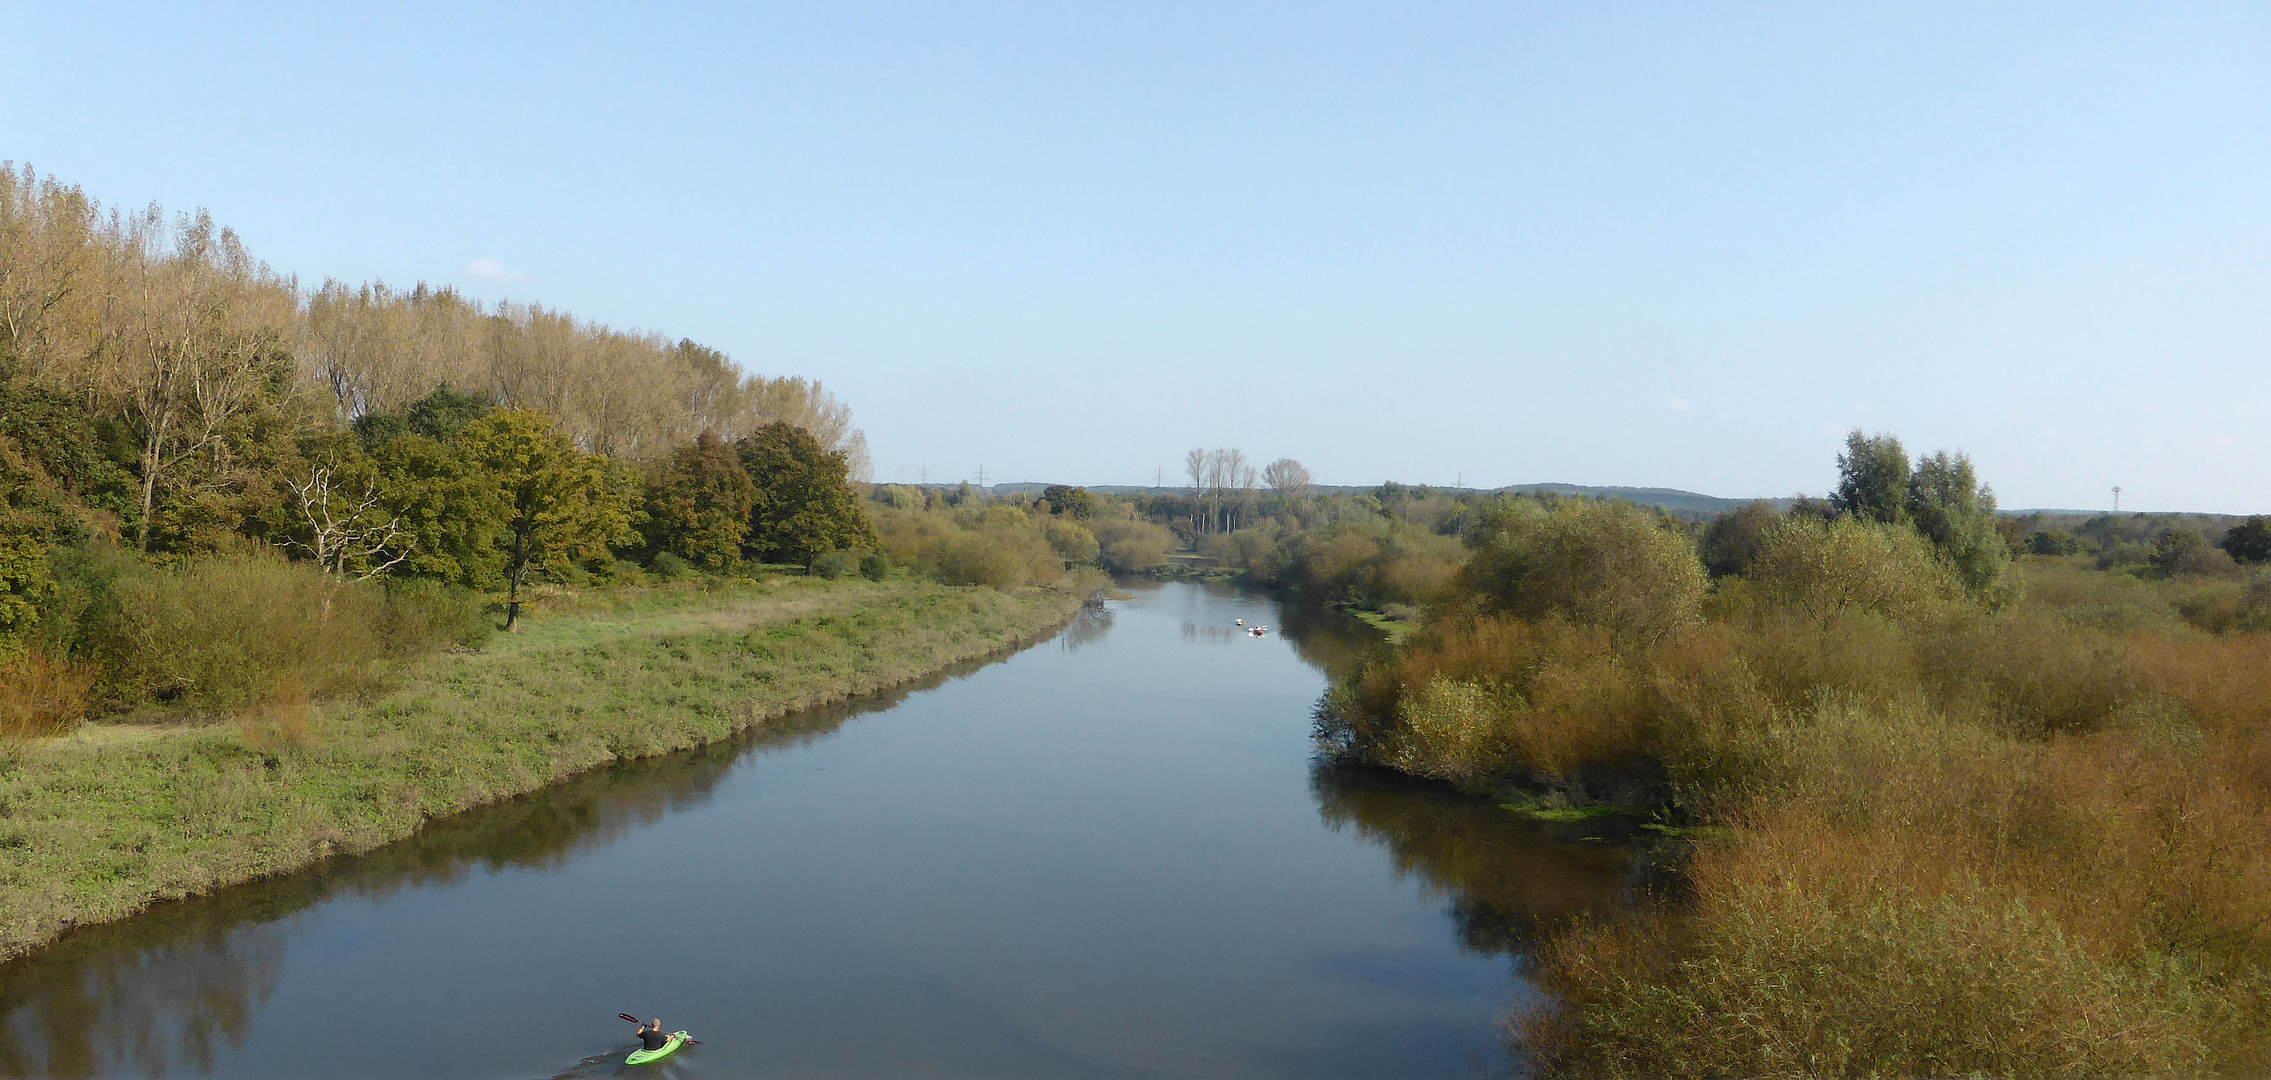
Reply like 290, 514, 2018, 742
0, 649, 1013, 1077
1310, 763, 1640, 956
1059, 604, 1114, 651
1273, 601, 1388, 682
1181, 621, 1240, 644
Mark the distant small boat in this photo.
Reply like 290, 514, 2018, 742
1250, 626, 1266, 637
1234, 618, 1245, 626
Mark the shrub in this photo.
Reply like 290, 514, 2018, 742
380, 577, 495, 654
648, 551, 693, 582
1089, 517, 1173, 573
1379, 676, 1514, 785
858, 552, 890, 581
1520, 686, 2271, 1077
1524, 867, 2224, 1080
1744, 515, 1962, 625
2014, 554, 2181, 631
811, 549, 856, 580
922, 527, 1061, 588
1456, 498, 1706, 646
97, 552, 387, 712
0, 649, 94, 738
0, 518, 55, 645
1042, 519, 1100, 566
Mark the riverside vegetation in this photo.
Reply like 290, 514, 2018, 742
0, 165, 1101, 958
0, 575, 1082, 961
1311, 432, 2271, 1078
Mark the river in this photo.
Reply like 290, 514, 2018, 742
0, 582, 1638, 1079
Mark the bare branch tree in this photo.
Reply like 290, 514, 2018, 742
1263, 458, 1312, 500
278, 463, 410, 579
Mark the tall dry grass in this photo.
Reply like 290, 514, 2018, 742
0, 649, 94, 739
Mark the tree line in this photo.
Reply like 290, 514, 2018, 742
0, 163, 866, 547
0, 164, 880, 726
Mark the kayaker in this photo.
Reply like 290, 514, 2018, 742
633, 1018, 671, 1053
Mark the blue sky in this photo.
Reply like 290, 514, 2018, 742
6, 2, 2267, 511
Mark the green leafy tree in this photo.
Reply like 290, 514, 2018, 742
1455, 497, 1707, 646
0, 516, 52, 643
354, 384, 494, 448
1832, 430, 1910, 525
1904, 450, 2010, 601
735, 422, 874, 566
371, 433, 508, 588
2153, 529, 2239, 579
642, 432, 756, 571
1041, 484, 1098, 520
2221, 517, 2271, 565
1698, 500, 1779, 579
0, 372, 135, 644
459, 410, 634, 630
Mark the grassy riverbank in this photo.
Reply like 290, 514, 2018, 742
0, 576, 1084, 962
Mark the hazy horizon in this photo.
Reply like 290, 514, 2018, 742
7, 3, 2266, 512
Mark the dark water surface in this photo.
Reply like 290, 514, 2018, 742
0, 582, 1636, 1079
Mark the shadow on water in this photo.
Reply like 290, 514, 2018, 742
0, 643, 1048, 1080
1274, 599, 1394, 682
1309, 764, 1645, 958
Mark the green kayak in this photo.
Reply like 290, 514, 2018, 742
626, 1031, 689, 1065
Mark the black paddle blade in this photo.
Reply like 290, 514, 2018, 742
618, 1013, 639, 1024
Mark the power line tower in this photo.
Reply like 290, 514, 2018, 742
975, 464, 988, 489
1155, 467, 1163, 489
917, 466, 928, 485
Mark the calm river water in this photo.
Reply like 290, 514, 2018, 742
0, 582, 1636, 1079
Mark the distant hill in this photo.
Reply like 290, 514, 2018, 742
979, 481, 1785, 520
1484, 484, 1787, 519
977, 482, 2245, 521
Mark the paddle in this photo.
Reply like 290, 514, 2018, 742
620, 1014, 702, 1045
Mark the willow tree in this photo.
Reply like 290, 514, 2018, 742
1832, 430, 1910, 525
1905, 449, 2009, 601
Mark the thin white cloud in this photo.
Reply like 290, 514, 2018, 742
466, 257, 526, 282
1665, 396, 1695, 413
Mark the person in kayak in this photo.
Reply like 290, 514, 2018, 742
633, 1018, 672, 1053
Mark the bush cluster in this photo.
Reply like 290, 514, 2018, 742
1314, 451, 2271, 1076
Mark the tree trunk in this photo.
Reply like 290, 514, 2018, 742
504, 530, 527, 632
